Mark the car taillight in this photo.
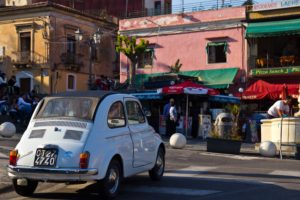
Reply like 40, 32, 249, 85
79, 151, 90, 169
9, 150, 18, 166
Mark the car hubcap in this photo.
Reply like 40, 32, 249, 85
156, 153, 164, 175
107, 168, 119, 194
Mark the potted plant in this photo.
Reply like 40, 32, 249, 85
207, 105, 242, 154
206, 128, 242, 154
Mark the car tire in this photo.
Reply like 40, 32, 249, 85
149, 147, 165, 181
98, 159, 121, 199
12, 179, 38, 197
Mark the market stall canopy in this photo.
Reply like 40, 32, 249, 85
241, 80, 299, 100
246, 19, 300, 38
208, 95, 241, 104
158, 80, 219, 95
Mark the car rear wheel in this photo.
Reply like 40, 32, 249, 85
149, 147, 165, 181
12, 179, 38, 197
98, 159, 121, 199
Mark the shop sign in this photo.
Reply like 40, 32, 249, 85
251, 66, 300, 76
253, 0, 300, 11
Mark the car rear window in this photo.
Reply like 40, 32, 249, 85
36, 97, 98, 120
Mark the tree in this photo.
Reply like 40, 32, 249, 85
168, 59, 182, 73
115, 35, 149, 89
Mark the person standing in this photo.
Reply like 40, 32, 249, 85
163, 99, 171, 136
169, 99, 177, 137
164, 98, 176, 137
267, 96, 292, 119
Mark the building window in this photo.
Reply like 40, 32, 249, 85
154, 1, 162, 15
138, 47, 154, 68
165, 1, 171, 14
67, 74, 76, 91
67, 35, 76, 54
20, 32, 31, 53
206, 42, 227, 63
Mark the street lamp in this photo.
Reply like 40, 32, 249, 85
75, 28, 103, 90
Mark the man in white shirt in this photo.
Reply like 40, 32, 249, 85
267, 96, 292, 118
168, 99, 177, 136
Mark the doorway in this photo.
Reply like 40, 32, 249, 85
20, 78, 31, 94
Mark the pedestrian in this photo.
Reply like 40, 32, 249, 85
267, 96, 292, 119
163, 98, 171, 136
169, 99, 177, 136
17, 93, 32, 124
7, 76, 16, 95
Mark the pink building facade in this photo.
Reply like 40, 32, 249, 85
119, 6, 247, 92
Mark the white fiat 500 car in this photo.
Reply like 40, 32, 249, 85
8, 91, 165, 198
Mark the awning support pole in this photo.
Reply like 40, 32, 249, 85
185, 94, 189, 137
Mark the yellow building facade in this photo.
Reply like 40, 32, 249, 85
0, 2, 117, 94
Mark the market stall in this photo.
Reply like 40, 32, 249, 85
158, 81, 219, 135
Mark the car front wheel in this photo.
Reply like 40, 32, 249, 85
98, 159, 121, 199
149, 147, 165, 181
12, 179, 38, 196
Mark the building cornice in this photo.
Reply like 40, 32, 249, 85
0, 2, 117, 27
119, 19, 244, 37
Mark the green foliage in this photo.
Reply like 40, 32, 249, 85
225, 104, 240, 119
115, 35, 149, 63
168, 59, 182, 73
115, 34, 149, 89
210, 126, 242, 141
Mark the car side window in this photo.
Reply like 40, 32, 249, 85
107, 101, 126, 128
126, 101, 146, 125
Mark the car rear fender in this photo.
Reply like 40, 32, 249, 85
97, 152, 124, 180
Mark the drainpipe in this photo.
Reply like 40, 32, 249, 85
242, 23, 247, 79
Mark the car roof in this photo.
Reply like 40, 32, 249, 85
51, 90, 116, 98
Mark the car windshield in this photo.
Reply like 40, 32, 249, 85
36, 97, 98, 120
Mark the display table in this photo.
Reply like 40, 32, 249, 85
261, 117, 300, 152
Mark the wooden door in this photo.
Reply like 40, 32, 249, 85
20, 78, 31, 94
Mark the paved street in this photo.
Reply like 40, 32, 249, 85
1, 136, 300, 200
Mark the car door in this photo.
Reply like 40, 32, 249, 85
124, 98, 156, 167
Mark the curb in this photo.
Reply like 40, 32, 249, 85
0, 134, 22, 142
0, 184, 13, 194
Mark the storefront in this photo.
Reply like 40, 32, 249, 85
130, 83, 241, 138
245, 0, 300, 104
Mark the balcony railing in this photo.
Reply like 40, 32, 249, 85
121, 0, 249, 19
12, 51, 47, 68
249, 54, 299, 69
60, 52, 83, 72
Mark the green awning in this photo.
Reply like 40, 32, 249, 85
206, 42, 228, 54
179, 67, 238, 89
135, 68, 238, 89
246, 19, 300, 38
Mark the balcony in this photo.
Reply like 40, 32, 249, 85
249, 55, 300, 77
12, 51, 47, 68
60, 52, 83, 72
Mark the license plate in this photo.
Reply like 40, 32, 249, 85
34, 148, 58, 167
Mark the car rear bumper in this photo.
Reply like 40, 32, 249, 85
8, 165, 98, 181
